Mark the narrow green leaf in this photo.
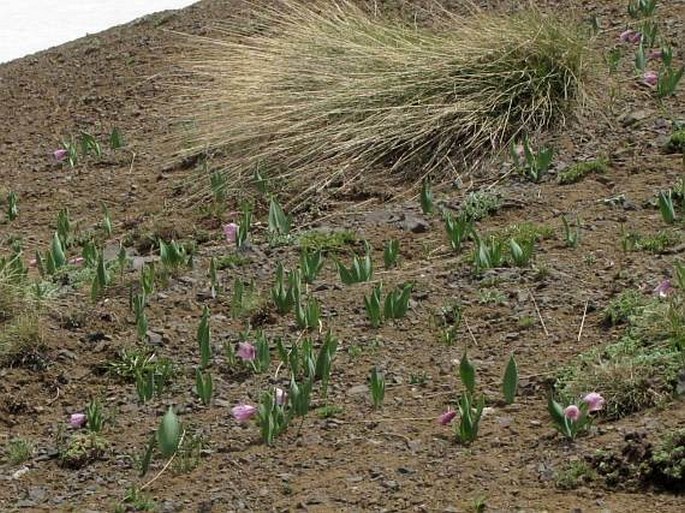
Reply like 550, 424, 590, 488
459, 352, 476, 396
502, 353, 518, 404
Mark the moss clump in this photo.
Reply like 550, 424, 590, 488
665, 129, 685, 153
298, 230, 358, 253
558, 159, 608, 185
557, 292, 684, 419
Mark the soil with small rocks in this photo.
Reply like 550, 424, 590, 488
0, 1, 684, 512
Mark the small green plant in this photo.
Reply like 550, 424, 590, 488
257, 389, 289, 445
562, 215, 581, 248
295, 296, 321, 330
628, 0, 657, 18
5, 437, 33, 465
251, 330, 272, 373
155, 406, 182, 460
140, 263, 155, 296
337, 250, 373, 284
383, 239, 399, 269
369, 366, 386, 409
473, 235, 505, 273
420, 178, 433, 215
109, 127, 124, 150
665, 128, 685, 153
159, 239, 189, 271
658, 190, 676, 224
455, 353, 485, 446
548, 393, 604, 440
5, 191, 18, 222
59, 432, 107, 469
268, 196, 292, 236
118, 486, 155, 512
85, 399, 105, 433
462, 190, 502, 221
209, 169, 228, 205
197, 305, 212, 369
56, 208, 72, 248
300, 249, 324, 284
272, 264, 299, 314
231, 278, 260, 318
444, 212, 473, 252
101, 203, 113, 237
383, 283, 413, 321
558, 159, 607, 185
508, 238, 535, 267
512, 139, 553, 182
602, 289, 643, 326
79, 131, 102, 158
657, 65, 684, 99
555, 461, 597, 490
314, 331, 338, 397
502, 353, 518, 405
364, 283, 383, 329
237, 202, 252, 249
90, 251, 109, 300
132, 293, 148, 341
195, 368, 213, 406
298, 229, 357, 253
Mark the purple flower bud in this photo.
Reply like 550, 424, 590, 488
643, 70, 658, 86
653, 279, 672, 299
563, 405, 581, 422
53, 149, 68, 162
69, 413, 87, 428
437, 410, 457, 425
231, 404, 257, 423
648, 49, 663, 61
223, 223, 239, 244
619, 29, 642, 44
236, 342, 256, 362
275, 387, 287, 406
582, 392, 605, 413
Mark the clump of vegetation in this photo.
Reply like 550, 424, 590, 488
602, 289, 645, 326
4, 437, 34, 465
646, 428, 685, 490
298, 229, 357, 253
558, 159, 608, 184
665, 129, 685, 153
491, 221, 554, 245
59, 432, 108, 469
178, 1, 593, 201
555, 460, 597, 490
558, 289, 684, 419
623, 229, 680, 254
462, 190, 503, 221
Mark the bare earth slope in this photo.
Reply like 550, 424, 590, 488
0, 1, 684, 512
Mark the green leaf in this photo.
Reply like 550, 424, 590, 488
51, 232, 66, 269
502, 353, 518, 404
139, 434, 156, 477
459, 352, 476, 395
157, 406, 181, 457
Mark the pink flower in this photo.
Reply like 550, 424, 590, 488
223, 223, 239, 244
513, 143, 525, 160
68, 257, 85, 266
231, 404, 257, 423
653, 279, 672, 299
619, 29, 642, 44
69, 413, 87, 428
275, 387, 287, 406
437, 410, 457, 425
53, 148, 68, 162
582, 392, 605, 413
643, 71, 658, 86
648, 49, 663, 61
563, 405, 581, 422
236, 342, 256, 362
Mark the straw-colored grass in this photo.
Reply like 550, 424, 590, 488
175, 0, 594, 203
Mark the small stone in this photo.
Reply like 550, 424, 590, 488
400, 213, 430, 233
347, 384, 369, 396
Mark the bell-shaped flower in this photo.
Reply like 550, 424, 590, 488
231, 404, 257, 423
582, 392, 605, 413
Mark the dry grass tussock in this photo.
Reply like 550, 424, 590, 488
174, 0, 595, 204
